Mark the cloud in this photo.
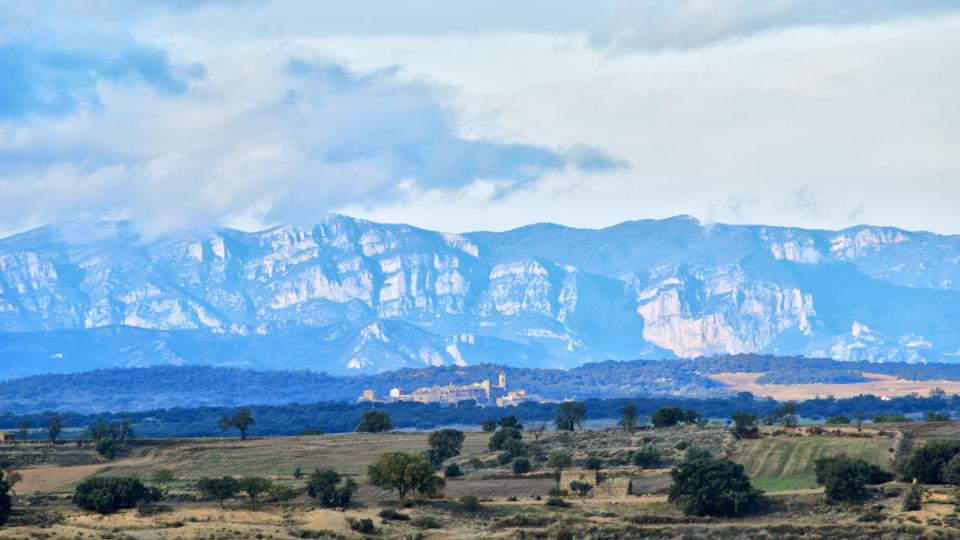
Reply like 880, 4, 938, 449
0, 42, 202, 119
0, 49, 625, 236
589, 0, 960, 52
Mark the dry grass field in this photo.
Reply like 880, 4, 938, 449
3, 425, 959, 538
708, 371, 960, 400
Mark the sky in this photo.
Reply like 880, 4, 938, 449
1, 0, 959, 237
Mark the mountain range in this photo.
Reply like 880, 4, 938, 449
1, 214, 959, 379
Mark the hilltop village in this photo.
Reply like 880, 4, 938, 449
358, 372, 546, 406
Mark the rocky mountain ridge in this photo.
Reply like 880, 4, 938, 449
1, 214, 958, 377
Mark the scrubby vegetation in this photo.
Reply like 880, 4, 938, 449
72, 477, 159, 514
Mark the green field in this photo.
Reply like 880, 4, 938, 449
731, 436, 895, 491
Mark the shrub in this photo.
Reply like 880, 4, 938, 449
488, 427, 522, 451
73, 477, 159, 514
674, 441, 689, 451
583, 456, 603, 470
825, 415, 851, 425
902, 483, 922, 511
501, 438, 527, 458
874, 414, 910, 423
899, 439, 960, 483
651, 407, 685, 428
459, 495, 481, 512
293, 467, 304, 479
683, 446, 713, 462
411, 516, 442, 529
668, 458, 764, 517
468, 457, 484, 470
497, 453, 514, 466
350, 518, 378, 534
814, 455, 891, 502
0, 470, 11, 526
569, 481, 592, 497
545, 497, 570, 508
512, 457, 532, 474
633, 447, 662, 469
306, 469, 356, 508
378, 507, 410, 521
444, 463, 463, 478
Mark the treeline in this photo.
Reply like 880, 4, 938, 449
4, 392, 959, 439
8, 354, 960, 415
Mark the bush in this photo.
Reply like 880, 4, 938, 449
569, 480, 592, 497
350, 517, 378, 534
545, 497, 570, 508
459, 495, 481, 512
497, 453, 514, 466
825, 415, 851, 425
0, 470, 11, 526
411, 516, 442, 529
675, 441, 690, 451
73, 477, 160, 514
468, 457, 484, 470
512, 457, 532, 474
633, 447, 662, 469
683, 446, 713, 462
444, 463, 463, 478
306, 469, 356, 508
501, 438, 527, 458
899, 439, 960, 483
488, 427, 522, 452
651, 407, 685, 428
814, 455, 892, 502
668, 458, 764, 517
583, 456, 603, 470
378, 507, 410, 521
902, 483, 922, 511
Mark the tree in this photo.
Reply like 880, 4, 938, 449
530, 423, 547, 441
814, 455, 892, 502
773, 401, 799, 427
480, 419, 498, 432
902, 483, 923, 511
684, 409, 702, 425
943, 454, 960, 486
854, 411, 865, 431
668, 458, 764, 517
488, 427, 522, 452
307, 468, 357, 508
367, 452, 444, 501
569, 480, 592, 497
547, 451, 572, 490
0, 470, 11, 526
46, 412, 63, 445
238, 477, 272, 511
619, 404, 638, 432
584, 455, 603, 471
632, 447, 661, 468
512, 457, 531, 474
426, 428, 465, 468
356, 410, 392, 433
219, 408, 255, 440
899, 439, 960, 484
197, 477, 239, 509
651, 407, 685, 428
498, 416, 523, 431
16, 421, 30, 443
730, 411, 758, 439
72, 477, 160, 514
555, 402, 586, 431
119, 415, 135, 441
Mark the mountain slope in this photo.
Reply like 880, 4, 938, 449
1, 215, 958, 377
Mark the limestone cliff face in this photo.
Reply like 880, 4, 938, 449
1, 215, 958, 375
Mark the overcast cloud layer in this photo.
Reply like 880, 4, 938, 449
1, 0, 959, 236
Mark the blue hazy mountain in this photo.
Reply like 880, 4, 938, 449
1, 214, 959, 378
